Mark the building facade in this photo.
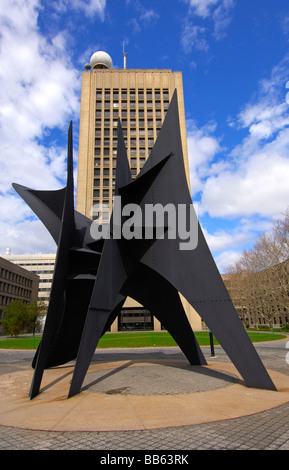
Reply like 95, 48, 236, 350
77, 51, 190, 218
2, 252, 56, 306
76, 51, 202, 332
222, 272, 289, 328
0, 256, 39, 334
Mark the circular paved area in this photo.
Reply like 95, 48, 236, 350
1, 340, 289, 449
83, 362, 239, 395
0, 353, 289, 432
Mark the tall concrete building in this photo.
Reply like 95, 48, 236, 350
76, 50, 201, 332
76, 51, 190, 216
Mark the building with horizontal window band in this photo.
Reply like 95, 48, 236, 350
3, 252, 56, 307
0, 255, 39, 334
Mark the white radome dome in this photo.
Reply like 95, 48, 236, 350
90, 51, 113, 69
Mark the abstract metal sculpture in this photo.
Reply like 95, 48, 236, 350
13, 90, 276, 399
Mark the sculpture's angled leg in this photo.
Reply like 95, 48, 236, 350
122, 263, 206, 366
68, 305, 117, 398
35, 277, 94, 368
30, 122, 76, 399
68, 238, 131, 398
190, 298, 276, 390
30, 296, 65, 398
142, 228, 276, 391
100, 295, 126, 336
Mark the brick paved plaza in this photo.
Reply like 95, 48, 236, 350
0, 339, 289, 450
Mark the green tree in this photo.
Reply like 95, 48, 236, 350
2, 300, 29, 337
2, 299, 46, 337
226, 207, 289, 327
26, 299, 46, 335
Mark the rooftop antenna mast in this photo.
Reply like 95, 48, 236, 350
123, 42, 128, 69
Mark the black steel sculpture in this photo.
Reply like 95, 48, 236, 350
13, 90, 276, 399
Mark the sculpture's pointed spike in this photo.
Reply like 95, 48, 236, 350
138, 89, 181, 178
12, 183, 65, 244
12, 122, 76, 245
67, 121, 73, 184
65, 121, 75, 216
115, 119, 132, 191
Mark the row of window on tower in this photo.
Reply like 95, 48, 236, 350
92, 87, 170, 205
96, 88, 169, 100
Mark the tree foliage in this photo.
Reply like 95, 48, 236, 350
226, 208, 289, 327
2, 299, 46, 337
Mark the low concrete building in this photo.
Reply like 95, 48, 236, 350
2, 252, 56, 306
0, 256, 39, 334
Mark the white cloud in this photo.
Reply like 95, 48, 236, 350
203, 227, 236, 252
237, 102, 289, 140
214, 250, 241, 273
126, 2, 159, 33
201, 150, 289, 219
199, 225, 250, 272
183, 0, 219, 18
52, 0, 107, 18
181, 22, 209, 53
200, 217, 272, 272
0, 0, 81, 255
197, 55, 289, 221
0, 1, 80, 134
128, 17, 141, 34
139, 9, 159, 24
202, 222, 256, 253
187, 120, 222, 196
0, 190, 57, 255
0, 219, 57, 256
212, 0, 234, 39
0, 194, 31, 225
186, 54, 289, 270
235, 55, 289, 141
180, 0, 234, 52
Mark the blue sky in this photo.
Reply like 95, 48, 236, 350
1, 0, 289, 272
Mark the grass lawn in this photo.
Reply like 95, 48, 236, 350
0, 330, 286, 350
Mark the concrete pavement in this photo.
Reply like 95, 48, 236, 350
0, 339, 289, 450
